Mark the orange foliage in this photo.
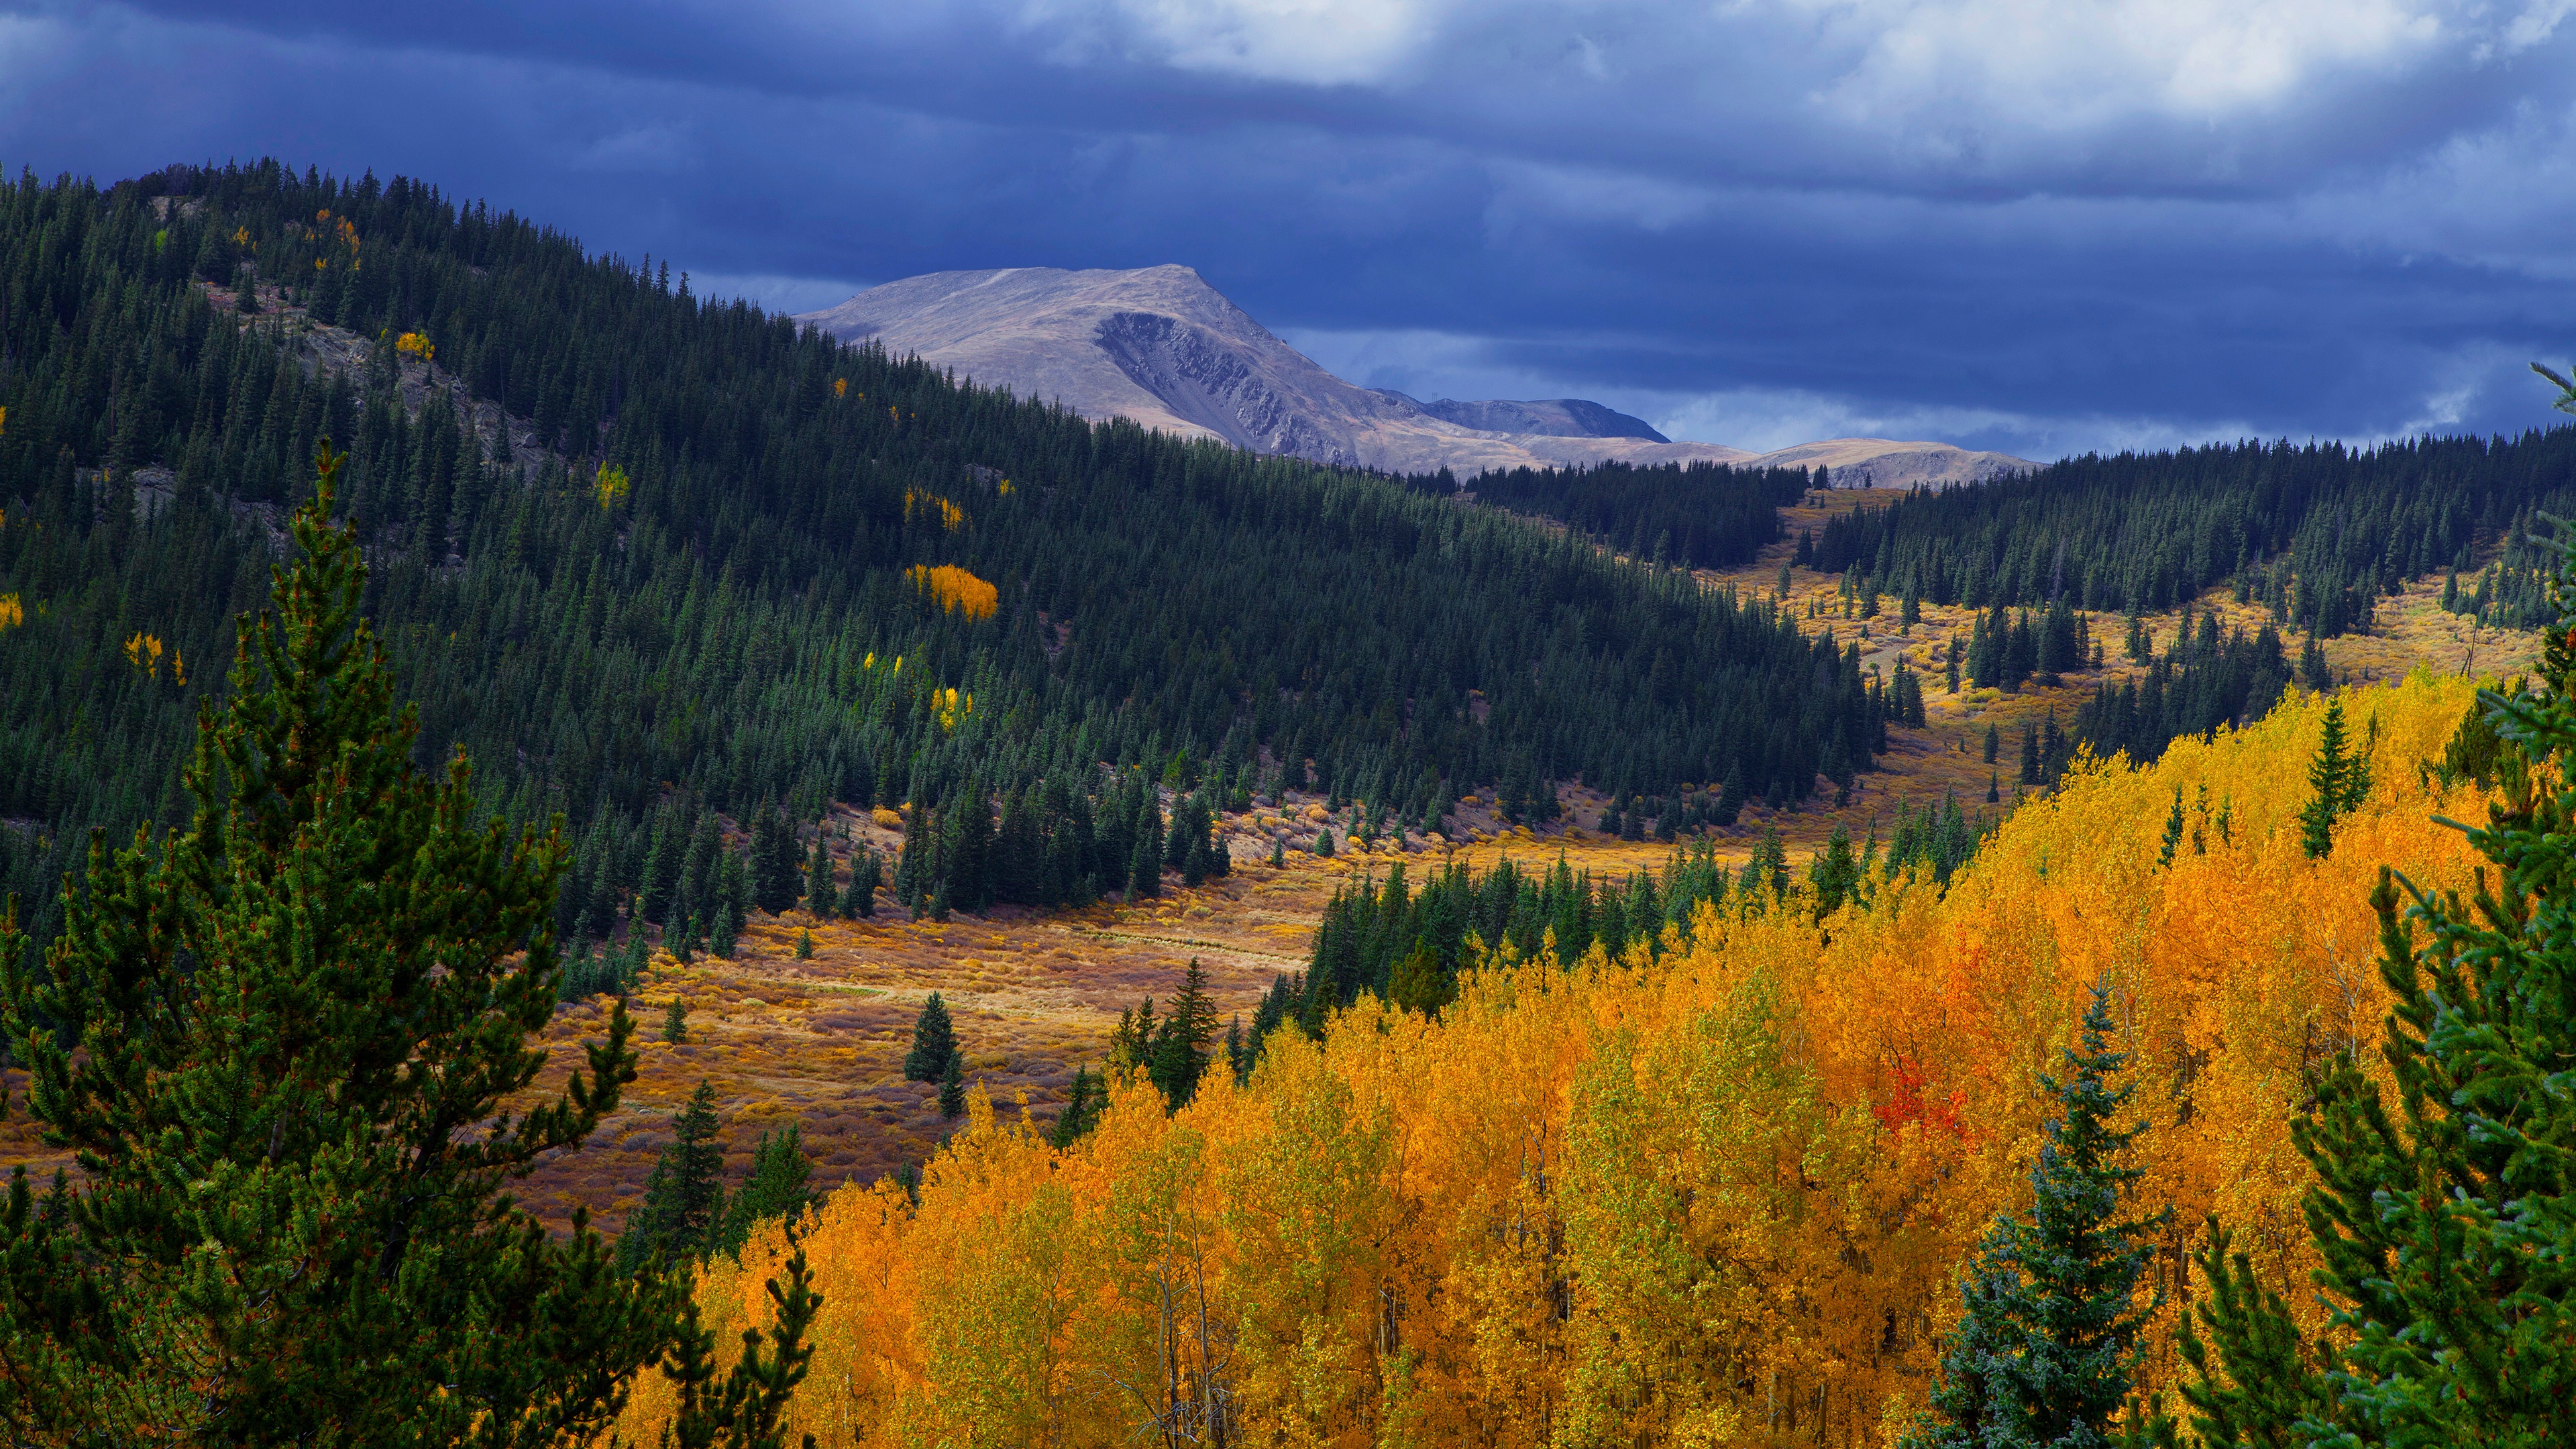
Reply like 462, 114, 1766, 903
625, 674, 2493, 1448
906, 564, 997, 621
394, 330, 435, 362
0, 593, 19, 631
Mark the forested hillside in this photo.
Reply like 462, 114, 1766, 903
1431, 456, 1811, 568
0, 161, 1894, 959
1803, 430, 2576, 633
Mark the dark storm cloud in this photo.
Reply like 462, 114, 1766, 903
7, 0, 2575, 456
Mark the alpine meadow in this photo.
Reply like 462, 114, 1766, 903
1, 148, 2573, 1449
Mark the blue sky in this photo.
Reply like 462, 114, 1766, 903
7, 0, 2575, 459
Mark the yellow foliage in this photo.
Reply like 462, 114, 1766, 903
594, 461, 631, 510
871, 807, 904, 830
906, 564, 997, 621
626, 675, 2494, 1448
0, 593, 21, 631
394, 331, 435, 363
834, 377, 849, 398
904, 490, 967, 531
123, 632, 165, 679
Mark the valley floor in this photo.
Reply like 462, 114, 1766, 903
1, 484, 2536, 1232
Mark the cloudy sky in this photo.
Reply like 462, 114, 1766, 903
6, 0, 2574, 458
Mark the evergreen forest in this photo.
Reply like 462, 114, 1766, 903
0, 160, 1890, 961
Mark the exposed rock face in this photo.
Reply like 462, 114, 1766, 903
796, 266, 2027, 487
1400, 395, 1668, 442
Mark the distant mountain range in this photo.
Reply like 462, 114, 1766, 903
796, 266, 2031, 488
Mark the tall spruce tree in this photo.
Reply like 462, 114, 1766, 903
1904, 985, 2165, 1449
751, 804, 802, 916
2298, 697, 2372, 859
712, 1122, 816, 1258
0, 447, 674, 1442
619, 1080, 730, 1273
804, 828, 835, 920
2172, 467, 2576, 1446
903, 991, 957, 1082
1147, 958, 1220, 1110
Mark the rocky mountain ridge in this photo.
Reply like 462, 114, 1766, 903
796, 266, 2031, 486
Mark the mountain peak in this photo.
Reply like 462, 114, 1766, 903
797, 267, 2027, 486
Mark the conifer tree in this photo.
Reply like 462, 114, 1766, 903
1148, 958, 1220, 1110
2158, 786, 2186, 868
1048, 1067, 1106, 1148
1128, 803, 1164, 898
1388, 941, 1452, 1016
2298, 697, 2371, 859
0, 445, 674, 1440
712, 1122, 816, 1258
1904, 985, 2165, 1449
710, 898, 741, 959
751, 804, 801, 915
2174, 485, 2576, 1446
937, 1053, 966, 1120
841, 845, 881, 918
1985, 722, 2000, 764
663, 996, 691, 1042
903, 991, 957, 1082
619, 1081, 729, 1273
804, 828, 835, 919
657, 1247, 822, 1449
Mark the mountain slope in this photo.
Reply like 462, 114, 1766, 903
0, 164, 1890, 957
796, 267, 2028, 485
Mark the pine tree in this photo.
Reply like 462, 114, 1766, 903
2174, 503, 2576, 1444
1387, 941, 1452, 1016
619, 1080, 729, 1273
0, 445, 674, 1440
2157, 786, 2186, 868
794, 928, 814, 960
903, 991, 957, 1081
712, 1122, 816, 1258
1147, 958, 1220, 1110
1984, 722, 2000, 764
2298, 696, 2368, 859
751, 804, 801, 915
657, 1246, 822, 1449
1904, 985, 2165, 1449
804, 828, 835, 919
1048, 1067, 1106, 1147
1128, 802, 1164, 898
937, 1053, 966, 1119
842, 845, 880, 918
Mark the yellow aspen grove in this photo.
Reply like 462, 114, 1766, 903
906, 564, 998, 619
621, 673, 2496, 1448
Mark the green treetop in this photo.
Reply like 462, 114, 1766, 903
0, 444, 672, 1443
1906, 984, 2166, 1449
